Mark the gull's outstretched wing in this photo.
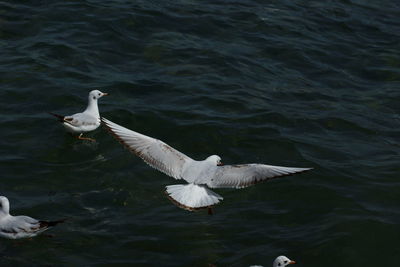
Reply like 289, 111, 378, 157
207, 164, 312, 189
102, 118, 194, 180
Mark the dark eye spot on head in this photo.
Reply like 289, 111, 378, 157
98, 93, 101, 96
284, 261, 288, 263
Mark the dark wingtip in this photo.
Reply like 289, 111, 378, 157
39, 218, 67, 228
48, 112, 65, 122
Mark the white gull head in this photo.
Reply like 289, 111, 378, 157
273, 256, 296, 267
88, 90, 108, 102
206, 155, 222, 166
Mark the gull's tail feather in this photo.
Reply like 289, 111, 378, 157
165, 184, 223, 211
48, 112, 65, 122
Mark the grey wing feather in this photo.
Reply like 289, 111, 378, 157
102, 118, 193, 180
3, 216, 40, 234
208, 164, 312, 188
65, 113, 98, 127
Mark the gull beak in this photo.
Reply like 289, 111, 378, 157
217, 162, 223, 166
102, 93, 109, 96
289, 261, 296, 264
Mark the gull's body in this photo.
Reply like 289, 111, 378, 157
0, 196, 64, 239
50, 90, 108, 141
250, 255, 296, 267
102, 118, 312, 212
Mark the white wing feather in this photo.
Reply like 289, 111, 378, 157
102, 118, 194, 180
208, 164, 312, 189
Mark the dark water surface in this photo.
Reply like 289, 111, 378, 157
0, 0, 399, 266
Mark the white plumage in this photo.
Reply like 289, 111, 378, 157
165, 184, 223, 211
102, 118, 312, 212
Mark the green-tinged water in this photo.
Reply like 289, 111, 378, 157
0, 0, 399, 266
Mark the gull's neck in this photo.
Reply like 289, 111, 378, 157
84, 96, 100, 118
0, 203, 10, 217
0, 212, 9, 220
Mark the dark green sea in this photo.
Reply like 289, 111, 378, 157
0, 0, 399, 266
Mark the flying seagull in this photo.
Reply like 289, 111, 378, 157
49, 90, 108, 141
0, 196, 65, 239
250, 255, 296, 267
102, 118, 312, 214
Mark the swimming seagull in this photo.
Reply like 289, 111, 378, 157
49, 90, 108, 141
102, 118, 312, 213
250, 255, 296, 267
0, 196, 65, 239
